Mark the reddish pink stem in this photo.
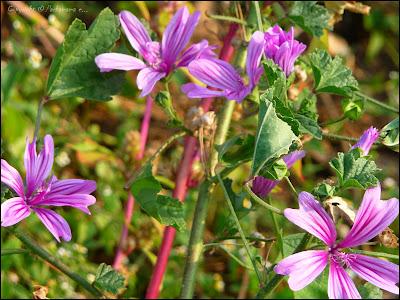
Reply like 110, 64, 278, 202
145, 24, 239, 299
113, 96, 153, 270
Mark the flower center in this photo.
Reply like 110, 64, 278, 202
329, 249, 356, 268
142, 42, 167, 72
25, 176, 55, 205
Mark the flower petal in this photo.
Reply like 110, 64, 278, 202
24, 136, 37, 196
1, 197, 30, 227
348, 254, 399, 295
351, 127, 379, 155
119, 11, 152, 58
187, 58, 244, 92
47, 179, 96, 196
25, 135, 54, 197
33, 208, 71, 242
95, 53, 146, 72
282, 150, 306, 169
251, 176, 278, 198
181, 83, 225, 99
284, 192, 337, 246
338, 183, 399, 248
177, 39, 217, 68
136, 67, 166, 97
1, 159, 25, 197
274, 250, 328, 291
246, 31, 265, 87
161, 6, 200, 71
31, 194, 96, 214
328, 260, 361, 299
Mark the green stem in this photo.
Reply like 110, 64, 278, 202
210, 101, 236, 176
321, 115, 347, 127
124, 131, 186, 189
1, 249, 29, 256
180, 180, 213, 299
203, 244, 254, 270
253, 1, 264, 31
244, 183, 283, 215
284, 176, 298, 197
33, 96, 48, 141
256, 233, 312, 298
217, 173, 263, 285
267, 197, 283, 258
8, 227, 102, 297
205, 12, 247, 25
213, 236, 276, 244
322, 132, 359, 143
348, 249, 399, 261
180, 100, 236, 299
356, 92, 399, 114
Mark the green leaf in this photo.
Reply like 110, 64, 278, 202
1, 62, 23, 103
46, 8, 124, 101
264, 89, 300, 136
259, 158, 288, 181
380, 118, 399, 152
288, 1, 331, 37
263, 60, 287, 93
155, 91, 184, 128
131, 162, 185, 231
292, 88, 322, 139
295, 113, 322, 139
342, 95, 365, 120
296, 88, 319, 121
93, 263, 125, 294
216, 134, 255, 166
252, 96, 297, 176
359, 282, 383, 299
294, 268, 328, 299
312, 182, 336, 200
309, 49, 359, 96
282, 233, 306, 257
222, 178, 251, 219
329, 149, 380, 189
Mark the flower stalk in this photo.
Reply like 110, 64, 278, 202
114, 96, 153, 270
145, 23, 239, 299
33, 96, 49, 141
8, 227, 103, 297
180, 99, 236, 299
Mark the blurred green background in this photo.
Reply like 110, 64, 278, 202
1, 1, 398, 299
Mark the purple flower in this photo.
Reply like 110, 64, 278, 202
251, 150, 305, 198
264, 25, 306, 76
274, 183, 399, 299
95, 7, 216, 97
351, 126, 379, 155
181, 31, 265, 102
1, 135, 96, 242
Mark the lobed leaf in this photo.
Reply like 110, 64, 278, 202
380, 118, 399, 152
93, 263, 125, 294
309, 49, 358, 96
47, 8, 124, 101
329, 149, 380, 189
288, 1, 331, 37
131, 162, 185, 231
251, 96, 297, 176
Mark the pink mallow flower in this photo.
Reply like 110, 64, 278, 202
264, 24, 306, 77
274, 184, 399, 299
351, 126, 379, 155
1, 135, 96, 242
181, 31, 265, 102
95, 6, 216, 97
252, 150, 305, 198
